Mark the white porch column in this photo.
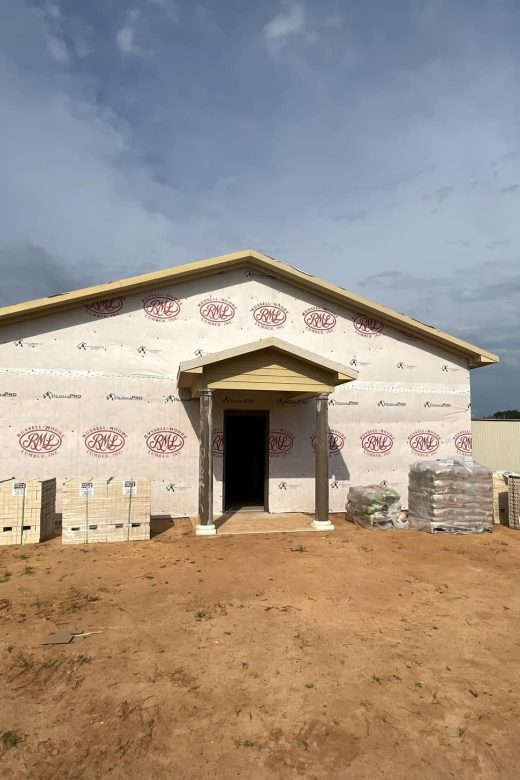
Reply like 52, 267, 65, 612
312, 392, 334, 531
196, 388, 216, 536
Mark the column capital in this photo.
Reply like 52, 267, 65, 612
316, 392, 330, 401
200, 388, 214, 397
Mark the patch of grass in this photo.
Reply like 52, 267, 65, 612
76, 654, 92, 665
234, 739, 264, 750
0, 571, 12, 583
41, 659, 60, 670
86, 594, 100, 602
195, 609, 212, 622
2, 730, 24, 751
23, 566, 35, 576
290, 545, 308, 553
6, 645, 14, 653
358, 545, 373, 553
14, 652, 31, 669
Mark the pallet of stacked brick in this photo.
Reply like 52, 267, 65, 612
105, 478, 151, 541
62, 477, 151, 544
508, 476, 520, 530
62, 478, 110, 544
408, 458, 493, 534
0, 478, 56, 545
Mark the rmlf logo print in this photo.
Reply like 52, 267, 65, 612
142, 293, 181, 321
454, 431, 472, 454
18, 426, 63, 458
303, 307, 337, 333
268, 430, 294, 456
361, 430, 394, 456
212, 430, 224, 457
311, 430, 345, 454
199, 298, 236, 326
408, 430, 440, 456
83, 427, 126, 458
145, 428, 186, 458
353, 315, 383, 337
85, 297, 124, 318
251, 302, 288, 330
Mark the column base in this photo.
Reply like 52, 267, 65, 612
196, 523, 217, 536
311, 519, 335, 531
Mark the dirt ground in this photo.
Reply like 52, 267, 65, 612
1, 517, 519, 779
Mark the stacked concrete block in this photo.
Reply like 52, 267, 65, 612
62, 477, 150, 544
0, 478, 56, 545
408, 458, 493, 534
508, 476, 520, 530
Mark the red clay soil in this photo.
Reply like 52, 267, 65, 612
1, 517, 519, 779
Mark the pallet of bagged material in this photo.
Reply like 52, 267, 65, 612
0, 478, 56, 545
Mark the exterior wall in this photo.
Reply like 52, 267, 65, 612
0, 266, 472, 514
472, 421, 520, 473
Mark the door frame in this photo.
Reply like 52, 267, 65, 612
222, 410, 269, 513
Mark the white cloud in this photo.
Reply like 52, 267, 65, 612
149, 0, 180, 24
47, 35, 69, 63
264, 1, 305, 42
116, 9, 150, 57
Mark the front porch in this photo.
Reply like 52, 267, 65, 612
177, 337, 358, 536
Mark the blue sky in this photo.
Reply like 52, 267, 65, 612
1, 0, 519, 415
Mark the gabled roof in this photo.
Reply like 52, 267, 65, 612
0, 249, 498, 367
178, 336, 358, 381
178, 337, 357, 397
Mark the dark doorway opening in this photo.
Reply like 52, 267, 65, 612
224, 411, 268, 511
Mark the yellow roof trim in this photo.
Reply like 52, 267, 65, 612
177, 336, 358, 382
0, 248, 498, 367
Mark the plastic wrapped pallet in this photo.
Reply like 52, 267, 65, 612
408, 458, 493, 534
0, 478, 56, 545
346, 484, 409, 529
492, 473, 509, 524
508, 475, 520, 530
62, 477, 151, 544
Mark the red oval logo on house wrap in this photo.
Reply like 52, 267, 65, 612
142, 294, 181, 321
145, 428, 185, 457
353, 315, 383, 336
212, 430, 224, 456
268, 430, 294, 456
311, 430, 345, 454
85, 297, 124, 318
408, 430, 440, 456
361, 430, 394, 456
303, 307, 337, 333
199, 298, 236, 325
18, 426, 63, 457
454, 431, 472, 454
251, 302, 288, 330
84, 427, 126, 456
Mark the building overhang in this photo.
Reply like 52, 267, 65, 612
177, 337, 358, 399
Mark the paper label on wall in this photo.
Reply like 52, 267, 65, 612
12, 482, 26, 496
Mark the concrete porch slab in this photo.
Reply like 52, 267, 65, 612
191, 512, 328, 536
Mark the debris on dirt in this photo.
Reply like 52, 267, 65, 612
41, 630, 74, 645
0, 598, 10, 611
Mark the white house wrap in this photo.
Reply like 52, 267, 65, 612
0, 250, 498, 532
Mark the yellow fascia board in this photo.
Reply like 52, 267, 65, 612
0, 248, 499, 367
